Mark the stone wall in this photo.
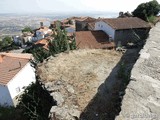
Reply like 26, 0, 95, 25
116, 22, 160, 120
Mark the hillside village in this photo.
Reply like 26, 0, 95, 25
6, 14, 151, 50
0, 0, 160, 119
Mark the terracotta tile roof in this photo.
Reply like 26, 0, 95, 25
87, 22, 96, 30
75, 30, 115, 49
34, 37, 52, 50
76, 17, 96, 22
37, 27, 52, 34
102, 17, 151, 30
0, 53, 32, 85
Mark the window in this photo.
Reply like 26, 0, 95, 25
16, 87, 20, 93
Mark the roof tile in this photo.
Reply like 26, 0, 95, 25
102, 17, 151, 30
0, 53, 32, 85
75, 30, 115, 49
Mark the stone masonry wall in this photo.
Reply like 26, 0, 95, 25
116, 22, 160, 120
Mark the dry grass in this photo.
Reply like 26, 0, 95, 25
38, 49, 122, 111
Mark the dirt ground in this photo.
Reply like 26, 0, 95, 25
38, 49, 122, 112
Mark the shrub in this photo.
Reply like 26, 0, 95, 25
17, 80, 56, 120
0, 106, 23, 120
22, 27, 33, 33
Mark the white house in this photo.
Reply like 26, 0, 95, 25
36, 27, 53, 40
13, 35, 23, 45
95, 20, 115, 41
95, 17, 151, 45
0, 53, 36, 106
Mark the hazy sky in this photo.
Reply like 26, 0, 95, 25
0, 0, 160, 13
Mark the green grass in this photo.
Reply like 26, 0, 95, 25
147, 15, 156, 23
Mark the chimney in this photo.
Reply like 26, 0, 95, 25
0, 55, 5, 63
40, 22, 44, 28
119, 12, 124, 17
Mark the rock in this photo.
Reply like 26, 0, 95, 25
51, 92, 64, 106
49, 106, 80, 120
68, 108, 81, 118
66, 85, 75, 94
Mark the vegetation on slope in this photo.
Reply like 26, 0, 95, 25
22, 27, 33, 33
0, 36, 19, 52
0, 79, 56, 120
132, 0, 160, 22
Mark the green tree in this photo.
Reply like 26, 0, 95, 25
132, 0, 160, 21
22, 27, 33, 33
49, 26, 76, 56
2, 36, 13, 46
23, 46, 50, 63
0, 36, 15, 51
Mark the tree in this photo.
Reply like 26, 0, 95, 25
49, 25, 77, 56
17, 80, 56, 120
22, 27, 33, 33
0, 36, 14, 51
132, 0, 160, 21
2, 36, 13, 46
23, 46, 50, 63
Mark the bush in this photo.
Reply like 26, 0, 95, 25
23, 46, 50, 63
22, 27, 33, 33
148, 15, 156, 23
17, 80, 56, 120
0, 36, 20, 52
0, 106, 23, 120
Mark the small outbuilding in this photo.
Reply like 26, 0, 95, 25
95, 17, 151, 45
75, 17, 96, 31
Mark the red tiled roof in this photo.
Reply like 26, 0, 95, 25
75, 30, 115, 49
76, 17, 96, 22
0, 53, 32, 85
35, 38, 51, 50
102, 17, 151, 30
87, 22, 96, 30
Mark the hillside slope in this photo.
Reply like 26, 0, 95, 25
37, 49, 122, 119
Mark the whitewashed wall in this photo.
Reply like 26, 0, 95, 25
95, 21, 115, 39
0, 85, 13, 106
7, 62, 36, 102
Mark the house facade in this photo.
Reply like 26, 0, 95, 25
13, 35, 23, 45
75, 17, 96, 31
95, 21, 115, 41
36, 27, 53, 40
0, 53, 36, 106
95, 17, 151, 45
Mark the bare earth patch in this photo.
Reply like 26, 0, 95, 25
38, 49, 122, 119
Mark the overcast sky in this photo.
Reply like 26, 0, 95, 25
0, 0, 160, 13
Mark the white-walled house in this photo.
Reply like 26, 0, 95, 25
0, 53, 36, 106
95, 20, 115, 41
13, 35, 23, 45
95, 17, 151, 45
36, 27, 53, 40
